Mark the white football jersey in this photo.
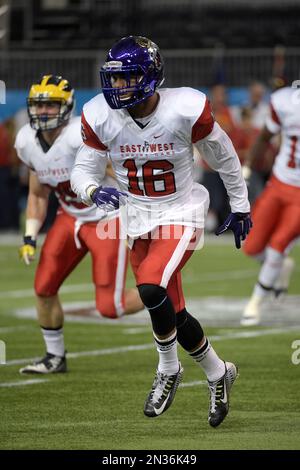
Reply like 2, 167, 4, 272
73, 87, 249, 238
15, 117, 114, 222
80, 88, 213, 237
266, 86, 300, 187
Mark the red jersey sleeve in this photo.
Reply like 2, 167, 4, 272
270, 103, 281, 126
191, 98, 215, 143
81, 112, 108, 151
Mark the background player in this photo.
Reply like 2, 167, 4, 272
17, 75, 143, 374
241, 84, 299, 325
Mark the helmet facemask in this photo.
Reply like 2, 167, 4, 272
27, 97, 73, 131
27, 75, 74, 131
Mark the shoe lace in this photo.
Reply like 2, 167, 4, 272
208, 379, 224, 414
152, 371, 173, 405
38, 353, 62, 369
48, 356, 63, 368
35, 353, 53, 365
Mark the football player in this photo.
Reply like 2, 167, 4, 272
71, 37, 252, 427
17, 75, 143, 374
241, 84, 300, 326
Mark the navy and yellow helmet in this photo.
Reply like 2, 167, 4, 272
27, 75, 74, 131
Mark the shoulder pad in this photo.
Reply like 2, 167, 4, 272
15, 124, 33, 152
64, 116, 82, 149
172, 87, 207, 119
271, 86, 292, 109
82, 93, 109, 132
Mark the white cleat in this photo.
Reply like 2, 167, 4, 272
274, 257, 295, 298
240, 294, 263, 326
19, 353, 67, 374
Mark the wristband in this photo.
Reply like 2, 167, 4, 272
23, 236, 37, 248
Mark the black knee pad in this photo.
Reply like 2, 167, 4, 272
137, 284, 166, 309
176, 308, 204, 351
138, 283, 176, 336
176, 308, 188, 328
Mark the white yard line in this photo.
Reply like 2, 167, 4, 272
123, 327, 152, 334
0, 284, 94, 299
209, 328, 300, 340
184, 270, 257, 283
0, 326, 33, 334
4, 326, 300, 367
4, 343, 155, 366
0, 379, 49, 388
0, 271, 258, 299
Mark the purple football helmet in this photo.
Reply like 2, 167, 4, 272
100, 36, 164, 109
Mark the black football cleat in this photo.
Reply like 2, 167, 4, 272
208, 361, 238, 428
144, 363, 183, 417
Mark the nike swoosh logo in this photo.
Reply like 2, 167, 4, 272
220, 384, 227, 404
154, 392, 171, 415
154, 134, 164, 139
219, 223, 230, 233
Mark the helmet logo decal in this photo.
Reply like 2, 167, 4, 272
136, 37, 151, 48
103, 61, 123, 70
136, 37, 157, 61
38, 92, 49, 99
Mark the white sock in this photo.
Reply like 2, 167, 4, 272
253, 251, 266, 263
190, 337, 225, 382
253, 283, 270, 299
41, 327, 65, 357
274, 257, 295, 290
258, 247, 284, 288
153, 330, 179, 375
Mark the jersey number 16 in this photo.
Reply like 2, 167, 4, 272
123, 159, 176, 197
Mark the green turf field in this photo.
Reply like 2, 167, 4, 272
1, 241, 300, 450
